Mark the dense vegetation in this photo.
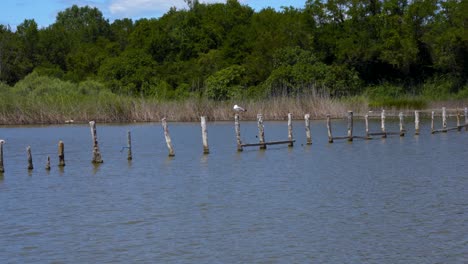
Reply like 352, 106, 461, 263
0, 0, 467, 123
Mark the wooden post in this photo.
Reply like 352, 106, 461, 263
257, 114, 266, 149
58, 140, 65, 167
399, 112, 405, 136
381, 109, 386, 138
365, 113, 370, 139
288, 113, 293, 147
127, 131, 133, 160
46, 156, 51, 170
0, 139, 4, 173
235, 114, 243, 152
431, 111, 435, 134
327, 115, 333, 143
465, 107, 468, 131
27, 146, 33, 170
442, 107, 447, 131
200, 116, 209, 154
347, 111, 353, 141
414, 111, 420, 135
304, 114, 312, 145
456, 110, 461, 131
161, 118, 175, 157
89, 121, 103, 163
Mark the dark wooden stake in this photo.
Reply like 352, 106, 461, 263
235, 114, 243, 152
257, 114, 266, 149
89, 121, 103, 163
347, 111, 353, 141
399, 112, 405, 136
465, 107, 468, 131
327, 115, 333, 143
161, 118, 175, 157
305, 114, 312, 145
27, 146, 33, 170
200, 116, 209, 154
58, 140, 65, 167
46, 156, 51, 170
127, 131, 132, 160
456, 110, 461, 131
431, 111, 435, 134
0, 140, 4, 173
288, 113, 293, 147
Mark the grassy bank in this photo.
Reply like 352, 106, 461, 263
1, 73, 467, 125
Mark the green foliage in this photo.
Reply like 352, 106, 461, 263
205, 65, 245, 100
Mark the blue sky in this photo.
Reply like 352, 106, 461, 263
1, 0, 307, 29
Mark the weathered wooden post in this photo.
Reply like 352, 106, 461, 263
431, 111, 435, 134
365, 113, 370, 139
381, 109, 386, 138
327, 115, 333, 143
89, 121, 103, 163
347, 111, 353, 141
257, 114, 266, 149
27, 146, 33, 170
235, 114, 243, 152
127, 131, 133, 160
456, 110, 461, 131
288, 113, 293, 147
46, 156, 51, 170
0, 139, 5, 173
465, 107, 468, 131
58, 140, 65, 167
414, 110, 420, 135
161, 118, 175, 157
200, 116, 209, 154
399, 112, 405, 136
304, 114, 312, 145
442, 107, 447, 132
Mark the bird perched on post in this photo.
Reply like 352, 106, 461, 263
233, 104, 247, 112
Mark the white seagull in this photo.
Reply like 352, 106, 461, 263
233, 104, 247, 112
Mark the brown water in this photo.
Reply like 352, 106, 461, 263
0, 119, 467, 263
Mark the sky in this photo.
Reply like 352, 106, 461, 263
1, 0, 306, 30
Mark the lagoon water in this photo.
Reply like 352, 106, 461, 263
0, 118, 467, 263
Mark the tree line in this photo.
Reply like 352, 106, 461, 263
0, 0, 466, 101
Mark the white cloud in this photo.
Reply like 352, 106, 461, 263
108, 0, 247, 18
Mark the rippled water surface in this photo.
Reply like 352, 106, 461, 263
1, 118, 467, 263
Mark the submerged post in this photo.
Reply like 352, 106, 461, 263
127, 131, 133, 160
456, 110, 461, 131
365, 113, 370, 139
327, 115, 333, 143
161, 118, 175, 157
89, 121, 103, 163
257, 114, 266, 149
347, 111, 353, 141
465, 107, 468, 131
381, 109, 386, 138
27, 146, 33, 170
0, 139, 5, 173
200, 116, 209, 154
288, 113, 293, 147
305, 114, 312, 145
442, 107, 447, 131
431, 111, 435, 134
46, 156, 51, 170
415, 111, 420, 135
58, 140, 65, 167
399, 112, 405, 136
235, 114, 243, 152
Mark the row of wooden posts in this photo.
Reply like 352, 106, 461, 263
0, 107, 466, 173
